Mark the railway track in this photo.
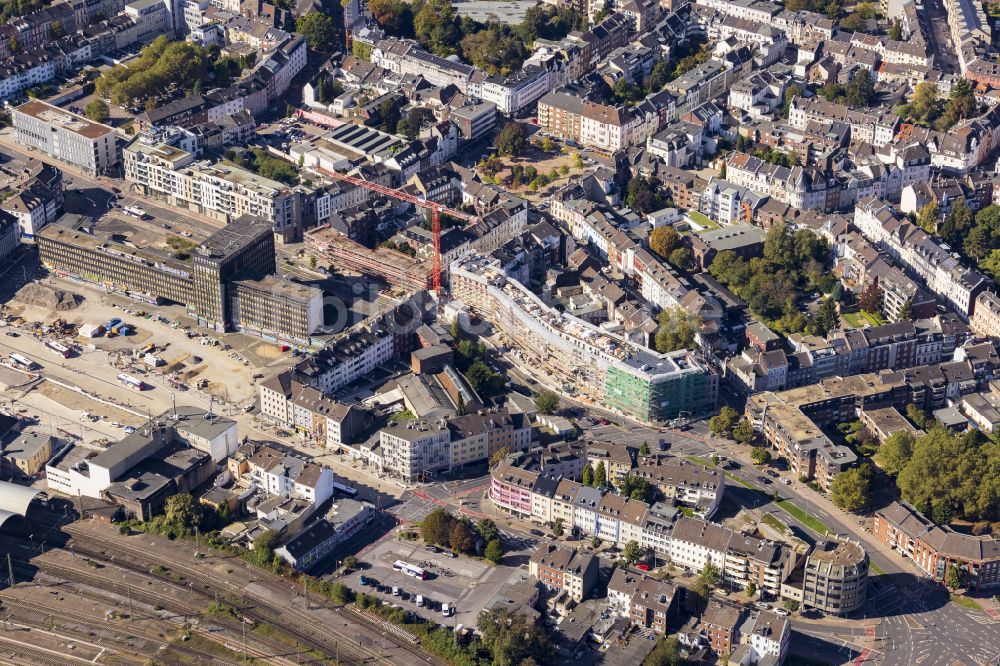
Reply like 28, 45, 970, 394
4, 554, 294, 665
0, 595, 240, 666
63, 526, 450, 666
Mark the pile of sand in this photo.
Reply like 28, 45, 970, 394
14, 283, 83, 311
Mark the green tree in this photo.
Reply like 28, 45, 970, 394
639, 441, 651, 457
421, 507, 454, 545
946, 565, 966, 590
477, 519, 498, 543
876, 431, 916, 475
751, 446, 772, 465
937, 78, 977, 131
783, 599, 800, 613
830, 463, 874, 513
534, 389, 560, 414
84, 99, 110, 123
296, 12, 337, 50
645, 636, 684, 666
619, 475, 652, 502
582, 463, 594, 487
253, 528, 280, 553
164, 494, 202, 532
846, 69, 875, 107
478, 607, 554, 666
594, 461, 607, 488
648, 60, 671, 93
733, 418, 755, 444
50, 20, 63, 38
745, 581, 757, 598
763, 220, 794, 265
898, 299, 913, 322
484, 538, 504, 563
781, 84, 803, 119
939, 199, 975, 248
667, 247, 693, 271
343, 555, 359, 569
655, 306, 700, 353
709, 406, 740, 437
329, 582, 354, 604
812, 298, 841, 336
906, 403, 930, 429
649, 226, 682, 259
540, 136, 556, 152
552, 518, 564, 537
496, 122, 526, 157
889, 18, 902, 40
622, 540, 643, 564
591, 535, 601, 549
625, 176, 665, 214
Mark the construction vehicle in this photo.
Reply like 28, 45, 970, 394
313, 167, 479, 294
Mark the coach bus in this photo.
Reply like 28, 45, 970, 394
45, 341, 72, 358
393, 560, 427, 580
9, 353, 36, 370
122, 206, 148, 220
332, 481, 359, 499
117, 373, 146, 391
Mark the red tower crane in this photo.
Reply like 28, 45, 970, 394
314, 167, 478, 294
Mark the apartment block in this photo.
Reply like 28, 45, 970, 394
875, 501, 1000, 589
13, 100, 119, 176
528, 544, 598, 601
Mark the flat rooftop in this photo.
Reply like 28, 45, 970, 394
15, 100, 116, 140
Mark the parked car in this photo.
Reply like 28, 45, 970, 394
757, 476, 771, 485
425, 545, 439, 553
774, 608, 790, 616
392, 586, 401, 596
781, 478, 792, 485
766, 470, 779, 478
444, 551, 457, 559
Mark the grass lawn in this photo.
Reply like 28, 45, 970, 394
686, 210, 719, 230
861, 310, 886, 326
950, 593, 983, 611
775, 499, 831, 535
761, 512, 790, 535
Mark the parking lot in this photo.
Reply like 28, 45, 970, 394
345, 531, 525, 629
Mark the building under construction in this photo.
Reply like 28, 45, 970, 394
304, 225, 430, 292
38, 215, 323, 344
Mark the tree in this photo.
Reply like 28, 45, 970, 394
484, 539, 504, 563
876, 431, 916, 475
329, 582, 354, 604
540, 136, 556, 152
709, 406, 740, 437
889, 17, 902, 40
667, 247, 693, 271
552, 518, 564, 537
489, 446, 510, 466
84, 99, 110, 123
649, 226, 682, 259
591, 535, 601, 549
639, 441, 651, 457
253, 528, 280, 553
813, 298, 841, 336
625, 176, 665, 214
903, 82, 942, 126
421, 507, 453, 545
733, 418, 755, 444
648, 60, 671, 93
478, 607, 554, 666
582, 463, 594, 487
623, 540, 643, 565
898, 299, 913, 322
296, 12, 337, 51
449, 520, 475, 553
939, 199, 975, 248
846, 69, 875, 107
164, 494, 202, 532
655, 306, 701, 353
932, 498, 955, 525
645, 637, 684, 666
619, 475, 652, 502
594, 461, 607, 488
830, 463, 874, 513
343, 556, 359, 569
783, 599, 800, 613
751, 446, 772, 465
534, 389, 560, 415
496, 122, 526, 157
763, 220, 794, 265
477, 519, 498, 543
50, 20, 63, 38
937, 78, 977, 131
858, 280, 883, 314
745, 581, 757, 598
946, 565, 966, 590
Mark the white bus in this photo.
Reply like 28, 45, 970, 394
392, 560, 427, 580
332, 481, 358, 498
9, 353, 36, 370
117, 373, 145, 391
45, 341, 71, 358
122, 206, 148, 220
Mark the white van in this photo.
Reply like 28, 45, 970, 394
415, 595, 424, 607
441, 603, 451, 617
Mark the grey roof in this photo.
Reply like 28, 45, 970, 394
0, 480, 39, 526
